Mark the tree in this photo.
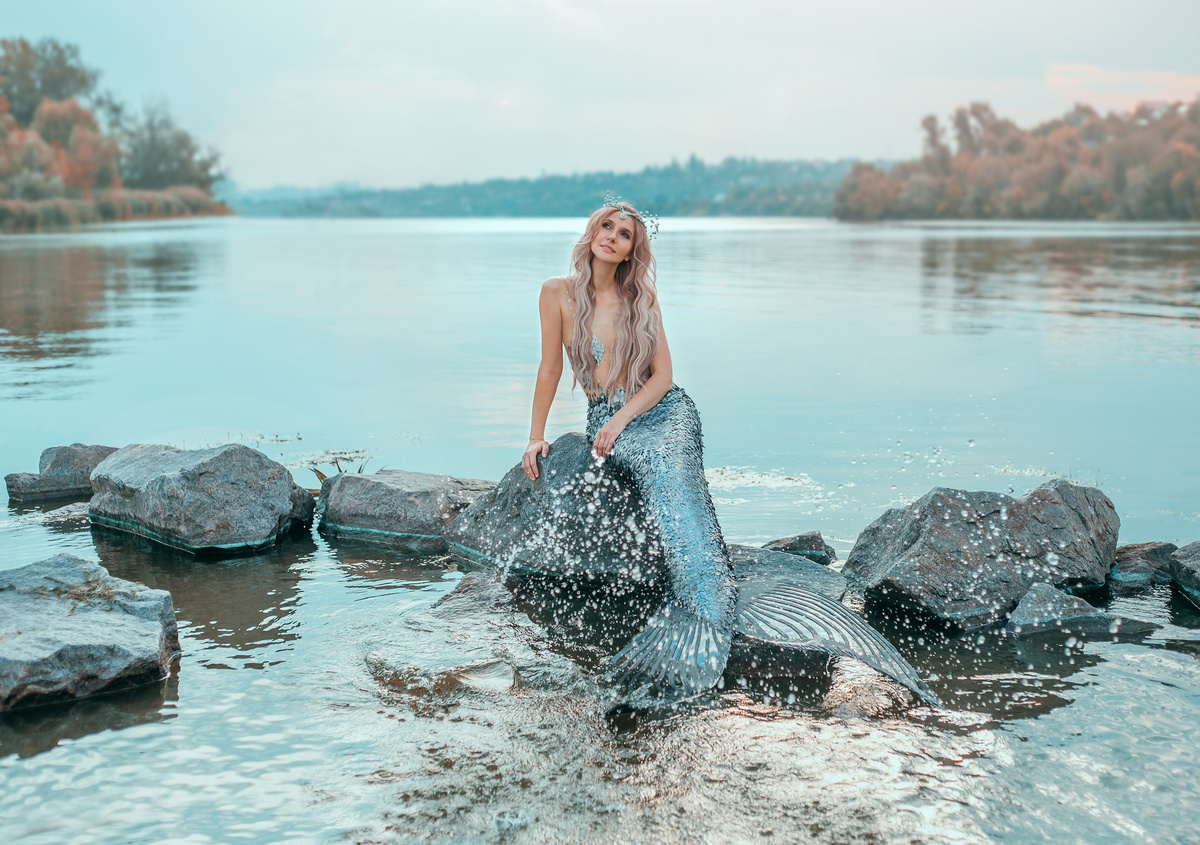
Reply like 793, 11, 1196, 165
0, 38, 97, 126
119, 103, 222, 192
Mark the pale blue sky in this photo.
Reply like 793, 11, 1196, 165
7, 0, 1200, 189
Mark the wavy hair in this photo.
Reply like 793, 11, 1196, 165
565, 203, 659, 399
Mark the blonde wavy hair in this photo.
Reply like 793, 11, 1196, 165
565, 203, 659, 399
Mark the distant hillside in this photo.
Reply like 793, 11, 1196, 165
230, 157, 858, 218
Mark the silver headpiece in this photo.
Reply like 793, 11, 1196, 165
602, 193, 660, 239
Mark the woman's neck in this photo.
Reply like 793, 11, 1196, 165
591, 261, 618, 298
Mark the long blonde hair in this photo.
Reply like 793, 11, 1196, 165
565, 203, 659, 398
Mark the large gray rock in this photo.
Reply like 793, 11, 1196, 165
5, 443, 118, 502
446, 433, 661, 582
319, 469, 494, 553
0, 554, 180, 711
844, 479, 1119, 631
1005, 583, 1152, 638
1109, 541, 1178, 595
444, 433, 847, 599
89, 443, 315, 554
1170, 541, 1200, 609
762, 531, 838, 566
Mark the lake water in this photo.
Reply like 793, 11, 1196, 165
1, 217, 1198, 843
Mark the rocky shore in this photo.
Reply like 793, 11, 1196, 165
4, 435, 1197, 712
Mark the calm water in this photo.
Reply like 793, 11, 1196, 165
1, 218, 1199, 843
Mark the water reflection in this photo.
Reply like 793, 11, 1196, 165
0, 240, 204, 397
0, 675, 176, 759
90, 526, 310, 657
918, 233, 1200, 333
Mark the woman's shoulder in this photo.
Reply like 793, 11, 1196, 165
541, 275, 569, 293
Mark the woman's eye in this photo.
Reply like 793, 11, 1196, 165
621, 232, 630, 239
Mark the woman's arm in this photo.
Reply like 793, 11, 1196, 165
592, 309, 672, 459
522, 279, 565, 480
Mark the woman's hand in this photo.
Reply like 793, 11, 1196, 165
592, 417, 628, 459
522, 438, 550, 480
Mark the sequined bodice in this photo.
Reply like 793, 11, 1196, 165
585, 334, 626, 409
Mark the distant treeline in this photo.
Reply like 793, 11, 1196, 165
0, 38, 226, 233
834, 100, 1200, 221
231, 157, 857, 219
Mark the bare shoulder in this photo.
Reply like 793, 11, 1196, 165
541, 276, 568, 295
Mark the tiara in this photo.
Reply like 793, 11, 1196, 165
603, 193, 660, 239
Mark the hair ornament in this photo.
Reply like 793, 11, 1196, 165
602, 193, 660, 239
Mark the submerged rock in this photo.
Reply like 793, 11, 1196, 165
0, 554, 180, 711
1170, 541, 1200, 609
1109, 541, 1178, 595
762, 531, 838, 566
89, 443, 315, 554
319, 469, 494, 553
1005, 583, 1152, 638
5, 443, 117, 502
844, 479, 1119, 631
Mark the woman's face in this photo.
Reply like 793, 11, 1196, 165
590, 209, 636, 266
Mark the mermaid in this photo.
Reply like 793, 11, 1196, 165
523, 200, 939, 708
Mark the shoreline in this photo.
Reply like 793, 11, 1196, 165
0, 187, 230, 235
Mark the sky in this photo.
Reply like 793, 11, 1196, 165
6, 0, 1200, 190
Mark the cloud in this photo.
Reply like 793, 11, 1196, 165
1046, 63, 1200, 111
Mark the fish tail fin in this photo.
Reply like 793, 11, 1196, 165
737, 585, 942, 708
607, 603, 731, 702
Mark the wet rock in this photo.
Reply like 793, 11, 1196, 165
1109, 541, 1178, 595
0, 554, 180, 711
319, 469, 494, 553
731, 546, 846, 602
5, 443, 117, 502
1170, 541, 1200, 609
89, 443, 315, 554
762, 531, 838, 566
445, 433, 662, 583
844, 479, 1119, 631
1005, 583, 1152, 638
444, 433, 846, 600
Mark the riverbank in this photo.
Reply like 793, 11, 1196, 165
0, 187, 229, 234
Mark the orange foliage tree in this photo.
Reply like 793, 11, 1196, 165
834, 100, 1200, 221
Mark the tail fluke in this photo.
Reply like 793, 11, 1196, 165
736, 584, 942, 708
607, 603, 732, 703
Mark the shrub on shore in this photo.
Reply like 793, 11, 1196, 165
0, 187, 228, 233
0, 37, 225, 233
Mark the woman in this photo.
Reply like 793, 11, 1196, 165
521, 199, 737, 702
518, 200, 941, 710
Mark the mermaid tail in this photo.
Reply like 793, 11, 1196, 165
588, 385, 940, 709
736, 583, 942, 707
587, 386, 737, 700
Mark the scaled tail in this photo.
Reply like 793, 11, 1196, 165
736, 584, 942, 707
607, 603, 732, 703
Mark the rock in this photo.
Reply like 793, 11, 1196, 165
844, 479, 1119, 631
39, 501, 92, 528
762, 531, 838, 566
1005, 583, 1152, 638
446, 433, 662, 583
0, 554, 180, 711
1109, 541, 1178, 595
445, 433, 847, 600
1170, 541, 1200, 609
730, 545, 846, 602
89, 443, 315, 554
5, 443, 117, 502
319, 469, 494, 553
